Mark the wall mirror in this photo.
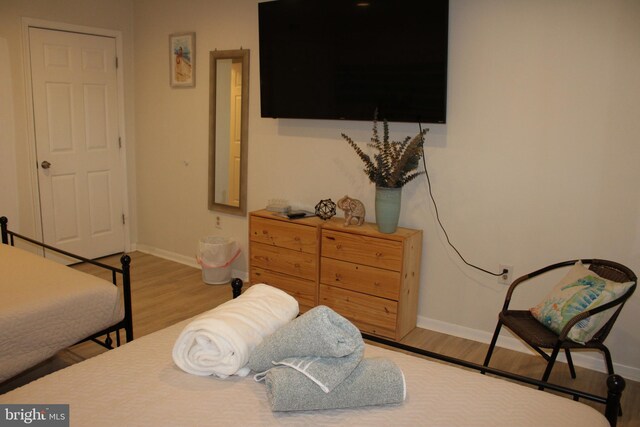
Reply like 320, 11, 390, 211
209, 49, 249, 215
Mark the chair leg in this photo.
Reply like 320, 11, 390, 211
539, 344, 561, 389
482, 320, 503, 374
601, 346, 615, 375
565, 348, 577, 379
599, 346, 622, 416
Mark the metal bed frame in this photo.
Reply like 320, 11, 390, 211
229, 278, 625, 427
0, 216, 133, 349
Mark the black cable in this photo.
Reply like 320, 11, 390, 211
418, 123, 503, 277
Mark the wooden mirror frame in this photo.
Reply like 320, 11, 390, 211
208, 49, 249, 215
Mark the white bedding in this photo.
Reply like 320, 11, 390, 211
0, 244, 124, 382
0, 318, 608, 426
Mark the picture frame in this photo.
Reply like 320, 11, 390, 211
169, 32, 195, 88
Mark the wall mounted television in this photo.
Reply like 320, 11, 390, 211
258, 0, 449, 124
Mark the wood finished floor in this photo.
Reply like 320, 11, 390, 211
3, 251, 638, 426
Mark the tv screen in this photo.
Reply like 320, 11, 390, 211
258, 0, 449, 124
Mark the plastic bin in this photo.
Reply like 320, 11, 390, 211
196, 236, 241, 285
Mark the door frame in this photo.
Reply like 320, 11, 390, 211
21, 18, 131, 253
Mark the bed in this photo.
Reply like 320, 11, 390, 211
0, 216, 133, 384
0, 279, 624, 427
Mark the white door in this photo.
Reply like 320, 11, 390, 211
29, 27, 125, 259
228, 61, 242, 207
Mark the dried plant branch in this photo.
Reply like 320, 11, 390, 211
342, 113, 428, 188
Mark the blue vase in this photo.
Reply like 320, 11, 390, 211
375, 186, 402, 233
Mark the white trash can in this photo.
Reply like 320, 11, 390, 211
196, 237, 241, 285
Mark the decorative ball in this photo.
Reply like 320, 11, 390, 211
315, 199, 337, 220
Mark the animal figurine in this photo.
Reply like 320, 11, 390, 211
337, 195, 366, 226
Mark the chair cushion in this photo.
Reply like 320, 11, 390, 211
530, 261, 633, 344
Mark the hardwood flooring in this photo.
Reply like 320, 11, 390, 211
3, 251, 638, 426
401, 328, 640, 427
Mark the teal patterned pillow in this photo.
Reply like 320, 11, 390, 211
530, 262, 633, 344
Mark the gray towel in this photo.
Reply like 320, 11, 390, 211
264, 357, 406, 412
249, 305, 364, 392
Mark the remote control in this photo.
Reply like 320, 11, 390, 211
287, 211, 307, 219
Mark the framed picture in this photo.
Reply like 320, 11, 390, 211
169, 32, 195, 87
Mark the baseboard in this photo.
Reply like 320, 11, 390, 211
417, 315, 640, 382
132, 244, 249, 283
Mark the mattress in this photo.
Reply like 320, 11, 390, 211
0, 244, 124, 382
0, 318, 608, 426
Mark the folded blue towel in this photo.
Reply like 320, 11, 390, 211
249, 305, 364, 392
264, 357, 406, 412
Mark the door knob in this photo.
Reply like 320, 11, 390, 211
41, 160, 52, 169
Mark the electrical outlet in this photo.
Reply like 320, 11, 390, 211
498, 264, 513, 285
215, 216, 222, 229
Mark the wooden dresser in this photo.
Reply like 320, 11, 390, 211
249, 210, 323, 313
248, 209, 422, 340
319, 221, 422, 340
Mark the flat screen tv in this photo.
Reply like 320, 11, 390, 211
258, 0, 449, 124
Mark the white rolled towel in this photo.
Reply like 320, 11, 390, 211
172, 284, 299, 378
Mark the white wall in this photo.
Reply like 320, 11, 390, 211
0, 37, 20, 227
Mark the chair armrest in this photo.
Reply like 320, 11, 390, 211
558, 283, 636, 341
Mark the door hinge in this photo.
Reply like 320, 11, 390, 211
122, 213, 125, 225
118, 137, 122, 148
115, 57, 119, 69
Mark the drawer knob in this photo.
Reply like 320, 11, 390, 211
375, 252, 383, 257
336, 244, 342, 249
335, 273, 342, 281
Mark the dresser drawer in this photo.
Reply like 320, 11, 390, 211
321, 230, 403, 271
250, 216, 317, 254
250, 268, 316, 313
320, 257, 401, 300
319, 284, 397, 339
250, 242, 316, 281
